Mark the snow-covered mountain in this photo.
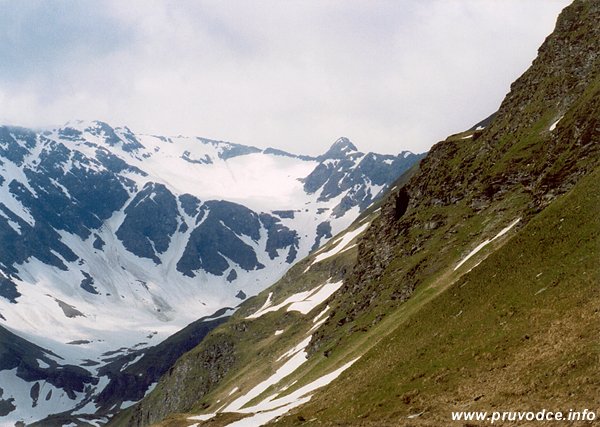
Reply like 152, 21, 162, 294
0, 120, 422, 424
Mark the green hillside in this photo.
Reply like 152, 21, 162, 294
275, 164, 600, 426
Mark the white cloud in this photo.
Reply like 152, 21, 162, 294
0, 0, 570, 154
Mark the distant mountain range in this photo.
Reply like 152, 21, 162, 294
0, 121, 422, 424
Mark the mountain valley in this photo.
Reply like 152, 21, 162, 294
0, 122, 421, 425
0, 1, 598, 426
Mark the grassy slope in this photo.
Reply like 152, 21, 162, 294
302, 0, 599, 385
131, 80, 598, 427
274, 165, 600, 426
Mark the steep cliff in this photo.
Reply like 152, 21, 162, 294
308, 0, 599, 357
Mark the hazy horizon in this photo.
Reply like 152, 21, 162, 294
0, 0, 570, 155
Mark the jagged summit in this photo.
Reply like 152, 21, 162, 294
318, 137, 359, 160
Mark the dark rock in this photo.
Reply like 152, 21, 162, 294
181, 151, 212, 165
259, 213, 299, 262
67, 340, 91, 345
271, 210, 296, 219
179, 194, 202, 217
85, 121, 144, 152
57, 127, 84, 141
226, 269, 238, 282
177, 201, 264, 277
263, 147, 315, 161
30, 382, 40, 407
0, 275, 20, 303
0, 126, 36, 166
317, 137, 358, 161
80, 271, 98, 294
116, 183, 180, 263
311, 221, 332, 252
54, 299, 85, 318
193, 138, 262, 160
93, 234, 106, 250
0, 397, 16, 416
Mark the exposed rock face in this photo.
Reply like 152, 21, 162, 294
260, 213, 300, 263
309, 0, 600, 356
116, 183, 180, 263
122, 335, 237, 427
176, 200, 265, 277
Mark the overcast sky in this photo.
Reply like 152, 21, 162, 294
0, 1, 570, 155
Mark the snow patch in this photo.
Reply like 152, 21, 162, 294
224, 358, 359, 426
454, 218, 521, 271
224, 337, 311, 412
247, 280, 342, 319
286, 281, 342, 315
312, 306, 329, 324
36, 359, 50, 369
246, 293, 273, 319
549, 115, 563, 131
312, 222, 370, 265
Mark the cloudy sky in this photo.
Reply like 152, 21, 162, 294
0, 1, 570, 155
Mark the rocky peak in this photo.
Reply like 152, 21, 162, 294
318, 137, 359, 160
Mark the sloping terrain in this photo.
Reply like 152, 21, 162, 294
307, 0, 599, 363
109, 1, 599, 426
274, 160, 599, 426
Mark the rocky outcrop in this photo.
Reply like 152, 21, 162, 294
118, 333, 237, 427
176, 200, 266, 277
